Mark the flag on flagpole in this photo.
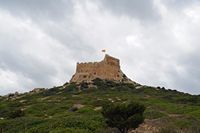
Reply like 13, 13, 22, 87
102, 49, 106, 53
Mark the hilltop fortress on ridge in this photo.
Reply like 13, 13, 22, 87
70, 54, 133, 83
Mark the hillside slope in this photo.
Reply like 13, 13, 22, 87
0, 79, 200, 133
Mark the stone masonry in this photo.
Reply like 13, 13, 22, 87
70, 54, 132, 83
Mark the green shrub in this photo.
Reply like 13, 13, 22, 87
8, 109, 25, 119
102, 102, 145, 133
64, 84, 78, 93
80, 82, 89, 90
42, 87, 61, 96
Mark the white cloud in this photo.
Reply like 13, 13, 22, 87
0, 9, 75, 95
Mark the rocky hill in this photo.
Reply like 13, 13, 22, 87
0, 79, 200, 133
1, 55, 200, 133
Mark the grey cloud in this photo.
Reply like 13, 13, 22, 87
163, 0, 199, 9
100, 0, 160, 21
40, 24, 96, 57
0, 0, 73, 21
173, 52, 200, 94
0, 48, 57, 88
0, 0, 200, 95
0, 0, 96, 58
0, 0, 98, 61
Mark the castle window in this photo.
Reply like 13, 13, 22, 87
94, 72, 96, 75
117, 75, 119, 77
83, 75, 87, 78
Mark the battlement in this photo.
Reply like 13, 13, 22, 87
77, 62, 98, 65
77, 54, 119, 66
70, 54, 130, 83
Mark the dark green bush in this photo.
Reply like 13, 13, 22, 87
63, 84, 78, 93
80, 82, 89, 90
102, 102, 145, 133
8, 109, 25, 119
42, 87, 61, 96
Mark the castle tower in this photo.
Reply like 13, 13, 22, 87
70, 54, 132, 83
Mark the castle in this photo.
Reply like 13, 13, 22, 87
70, 54, 132, 83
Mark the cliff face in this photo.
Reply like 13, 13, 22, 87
70, 54, 132, 83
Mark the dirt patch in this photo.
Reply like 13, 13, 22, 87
129, 119, 163, 133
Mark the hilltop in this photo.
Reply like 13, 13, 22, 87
1, 55, 200, 133
0, 79, 200, 133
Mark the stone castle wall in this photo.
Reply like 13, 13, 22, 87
70, 54, 124, 83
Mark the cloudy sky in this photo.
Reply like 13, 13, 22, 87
0, 0, 200, 95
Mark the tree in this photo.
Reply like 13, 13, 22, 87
102, 102, 145, 133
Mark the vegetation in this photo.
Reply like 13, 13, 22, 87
102, 102, 145, 133
0, 79, 200, 132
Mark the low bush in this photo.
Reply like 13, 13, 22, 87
102, 102, 145, 133
8, 109, 25, 119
